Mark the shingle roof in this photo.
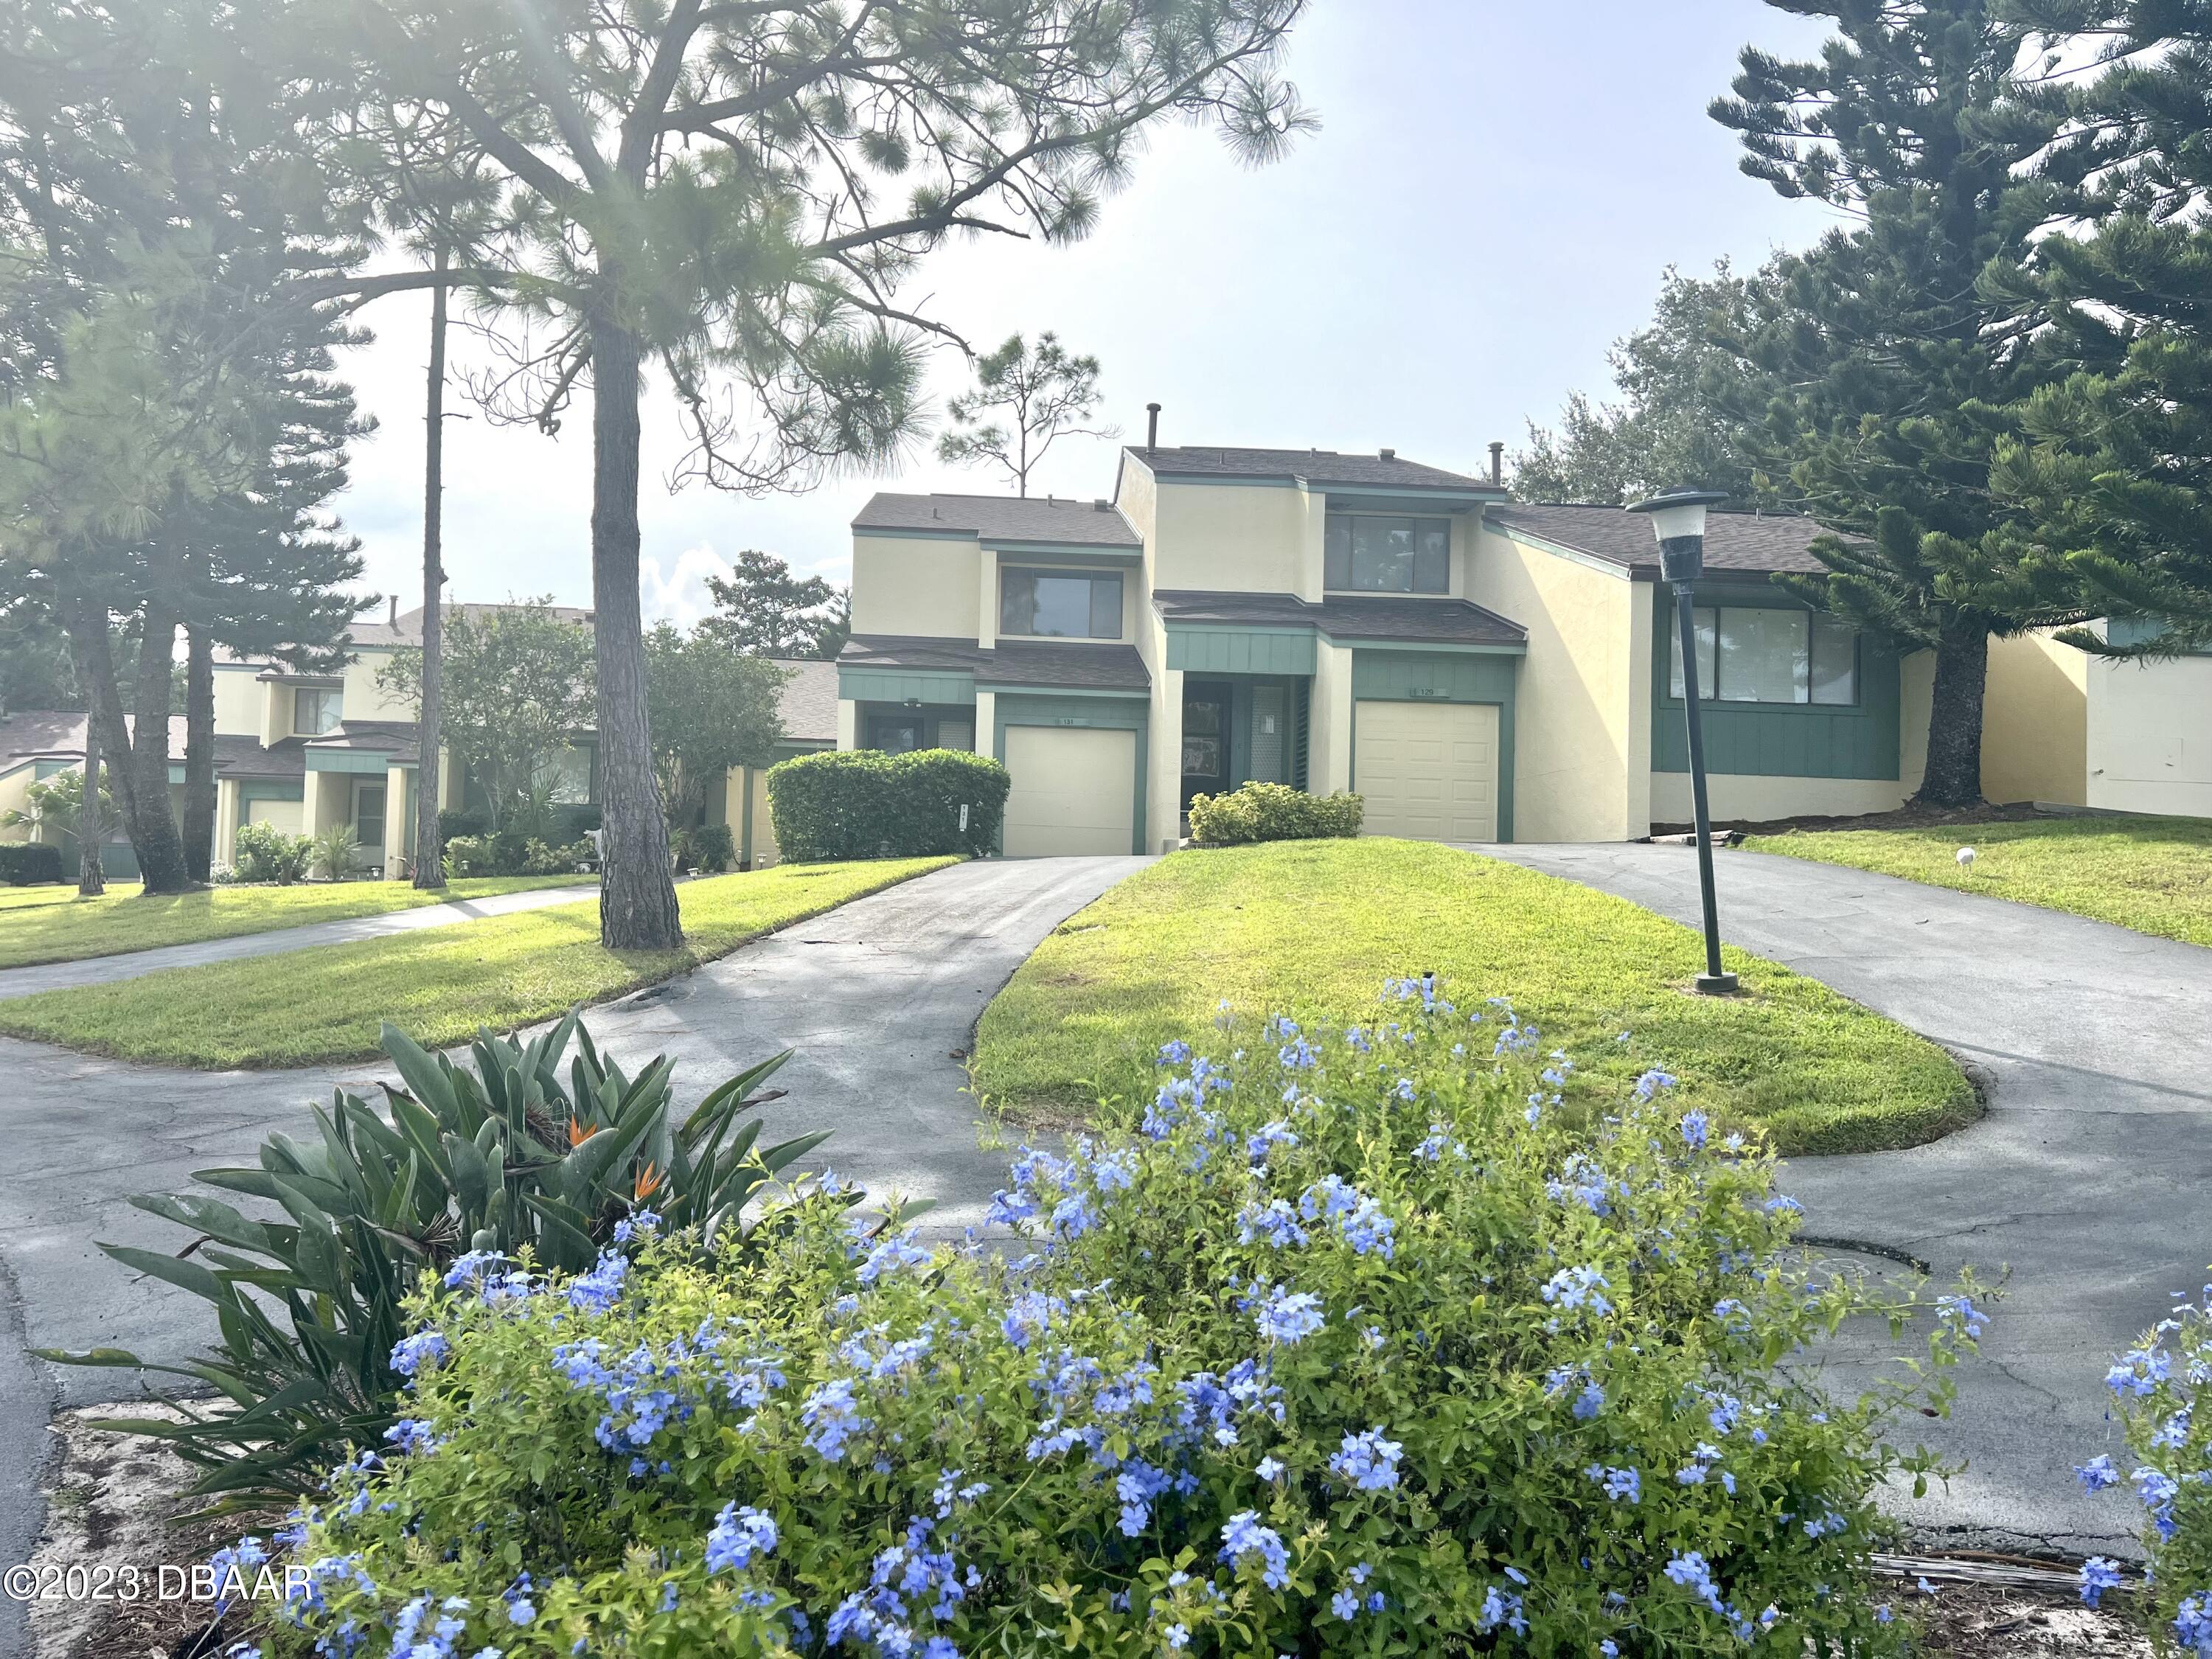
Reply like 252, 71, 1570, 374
0, 713, 305, 780
218, 735, 306, 779
768, 658, 839, 742
305, 720, 420, 762
1489, 504, 1835, 577
839, 634, 1150, 693
854, 492, 1141, 547
1129, 446, 1502, 493
1151, 590, 1527, 649
347, 602, 595, 650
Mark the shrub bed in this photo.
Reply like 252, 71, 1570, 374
1187, 780, 1361, 846
0, 841, 65, 885
236, 982, 1972, 1656
2077, 1293, 2212, 1652
768, 748, 1006, 860
445, 832, 595, 877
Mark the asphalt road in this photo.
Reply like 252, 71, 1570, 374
0, 854, 1145, 1659
1489, 840, 2212, 1558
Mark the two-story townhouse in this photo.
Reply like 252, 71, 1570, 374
837, 442, 1938, 853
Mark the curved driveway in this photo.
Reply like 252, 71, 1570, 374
1492, 841, 2212, 1558
0, 855, 1146, 1658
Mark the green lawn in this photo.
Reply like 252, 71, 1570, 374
0, 874, 596, 970
972, 839, 1975, 1156
0, 858, 955, 1068
1746, 815, 2212, 948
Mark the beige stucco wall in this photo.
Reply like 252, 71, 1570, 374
2086, 653, 2212, 816
1979, 631, 2088, 806
212, 666, 264, 736
1149, 479, 1315, 597
1649, 772, 1911, 824
0, 762, 35, 841
1470, 527, 1641, 841
214, 777, 241, 867
1310, 637, 1355, 796
850, 533, 980, 639
1899, 648, 1934, 797
342, 649, 418, 721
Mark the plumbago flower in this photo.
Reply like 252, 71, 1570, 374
2073, 1281, 2212, 1646
254, 980, 1975, 1658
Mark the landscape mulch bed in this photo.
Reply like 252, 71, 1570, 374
1655, 800, 2062, 839
27, 1412, 2156, 1658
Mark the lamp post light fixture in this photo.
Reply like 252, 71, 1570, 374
1628, 487, 1737, 995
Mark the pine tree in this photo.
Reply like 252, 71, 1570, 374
936, 333, 1119, 498
1711, 0, 2087, 806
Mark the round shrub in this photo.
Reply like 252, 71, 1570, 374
768, 748, 1008, 860
1187, 781, 1362, 846
245, 984, 1972, 1657
2076, 1293, 2212, 1652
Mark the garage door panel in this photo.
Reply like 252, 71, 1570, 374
1355, 701, 1498, 843
1003, 727, 1136, 857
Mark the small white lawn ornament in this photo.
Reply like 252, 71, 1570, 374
1955, 846, 1977, 868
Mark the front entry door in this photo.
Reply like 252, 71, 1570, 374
866, 714, 925, 754
1180, 685, 1231, 810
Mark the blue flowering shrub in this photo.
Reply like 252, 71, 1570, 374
239, 982, 1977, 1658
2076, 1287, 2212, 1653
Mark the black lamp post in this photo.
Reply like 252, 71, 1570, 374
1628, 488, 1736, 995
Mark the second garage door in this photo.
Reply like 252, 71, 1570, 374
1003, 726, 1137, 856
1354, 700, 1500, 842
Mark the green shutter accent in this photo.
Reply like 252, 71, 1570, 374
838, 666, 978, 705
1647, 589, 1902, 779
1166, 627, 1318, 675
305, 748, 394, 775
1291, 681, 1310, 791
239, 779, 305, 804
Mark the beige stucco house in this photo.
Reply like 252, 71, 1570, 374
1981, 622, 2212, 817
838, 443, 1937, 855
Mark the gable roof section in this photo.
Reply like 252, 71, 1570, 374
840, 634, 1150, 693
767, 657, 839, 742
349, 602, 595, 650
1489, 504, 1834, 578
1152, 590, 1526, 650
0, 712, 305, 781
1130, 445, 1503, 495
854, 492, 1141, 548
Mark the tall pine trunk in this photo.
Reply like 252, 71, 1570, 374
414, 252, 449, 891
1913, 616, 1988, 810
587, 306, 681, 950
126, 597, 193, 893
64, 590, 191, 894
182, 620, 215, 882
72, 636, 105, 897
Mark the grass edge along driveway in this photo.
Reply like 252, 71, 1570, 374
972, 839, 1975, 1158
0, 874, 595, 970
0, 858, 956, 1068
1745, 813, 2212, 950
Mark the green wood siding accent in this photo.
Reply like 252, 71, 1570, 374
1348, 648, 1518, 842
305, 748, 394, 774
1166, 627, 1318, 676
240, 780, 305, 803
992, 692, 1150, 856
838, 666, 978, 706
1647, 585, 1901, 779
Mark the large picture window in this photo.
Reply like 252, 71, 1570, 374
1001, 568, 1122, 639
293, 686, 342, 734
1669, 606, 1859, 706
1324, 515, 1450, 594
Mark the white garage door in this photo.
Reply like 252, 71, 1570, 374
246, 797, 303, 834
1003, 726, 1136, 857
1355, 700, 1499, 843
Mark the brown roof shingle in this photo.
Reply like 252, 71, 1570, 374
1489, 504, 1836, 578
839, 635, 1150, 693
853, 492, 1141, 547
1151, 590, 1526, 649
1130, 445, 1502, 493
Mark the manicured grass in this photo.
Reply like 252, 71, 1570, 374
0, 858, 955, 1068
1745, 815, 2212, 948
972, 840, 1975, 1156
0, 874, 595, 970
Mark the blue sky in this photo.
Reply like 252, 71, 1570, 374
328, 0, 1843, 626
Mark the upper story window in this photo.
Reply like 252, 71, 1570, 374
293, 686, 342, 734
1324, 515, 1450, 594
1001, 568, 1122, 639
1669, 606, 1860, 706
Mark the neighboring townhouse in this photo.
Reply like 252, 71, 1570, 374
0, 602, 600, 877
1981, 622, 2212, 817
838, 442, 1937, 854
718, 656, 838, 869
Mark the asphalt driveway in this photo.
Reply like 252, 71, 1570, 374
0, 854, 1146, 1656
1490, 841, 2212, 1558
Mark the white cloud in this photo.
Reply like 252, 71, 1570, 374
639, 543, 735, 628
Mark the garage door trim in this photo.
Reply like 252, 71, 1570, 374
995, 698, 1150, 856
1351, 696, 1514, 843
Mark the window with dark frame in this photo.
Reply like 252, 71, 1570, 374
1324, 515, 1450, 594
1667, 605, 1860, 707
999, 568, 1123, 639
293, 686, 341, 734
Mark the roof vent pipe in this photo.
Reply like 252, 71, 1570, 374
1146, 402, 1160, 453
1379, 448, 1396, 460
389, 594, 399, 627
1488, 441, 1504, 487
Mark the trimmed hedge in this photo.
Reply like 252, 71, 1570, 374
768, 748, 1007, 860
1189, 780, 1363, 846
0, 842, 65, 885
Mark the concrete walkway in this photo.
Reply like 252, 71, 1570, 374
0, 855, 1145, 1656
0, 882, 603, 1000
1488, 841, 2212, 1557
